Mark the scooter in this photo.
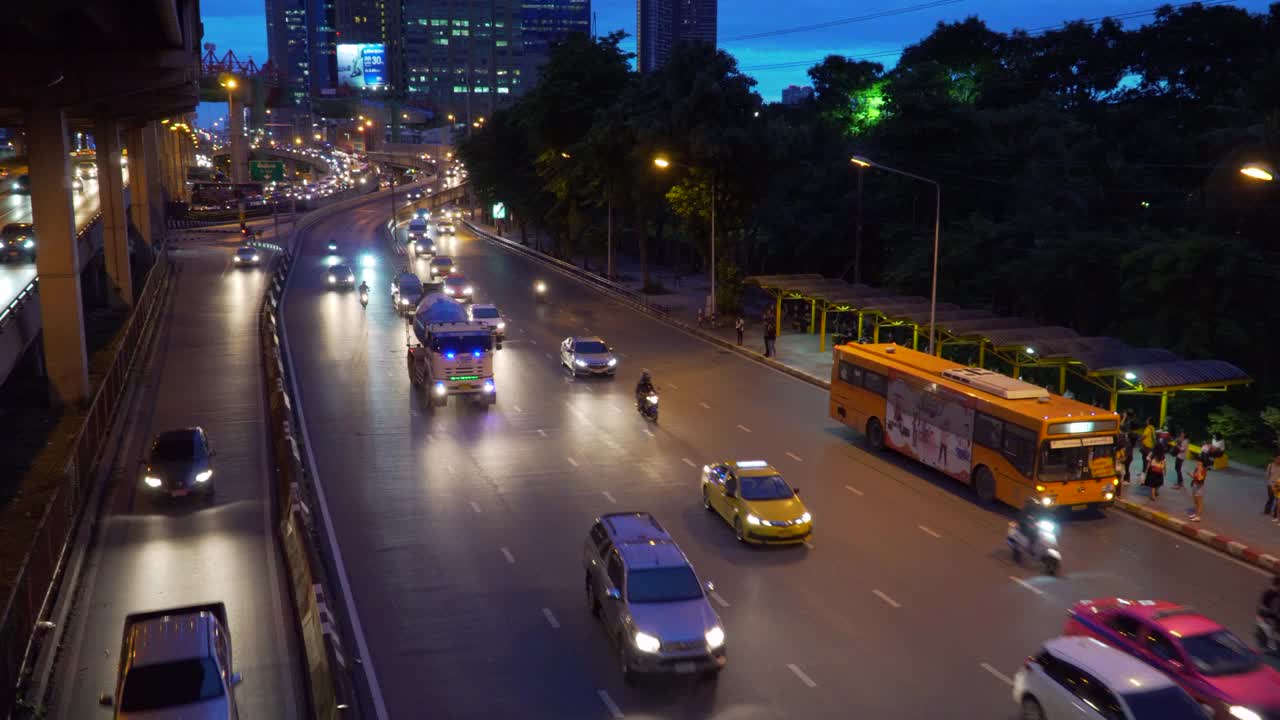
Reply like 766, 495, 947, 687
637, 393, 659, 423
534, 280, 548, 303
359, 288, 369, 308
1006, 519, 1061, 576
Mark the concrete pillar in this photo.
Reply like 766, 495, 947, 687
27, 106, 90, 407
125, 125, 154, 246
229, 95, 248, 184
96, 115, 132, 307
145, 124, 164, 238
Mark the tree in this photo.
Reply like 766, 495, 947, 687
807, 56, 885, 133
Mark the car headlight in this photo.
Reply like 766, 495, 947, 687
633, 631, 661, 654
463, 286, 473, 295
799, 511, 812, 523
144, 476, 162, 488
1229, 707, 1262, 720
195, 470, 213, 483
705, 626, 725, 650
22, 239, 34, 249
327, 276, 335, 283
1040, 496, 1055, 507
496, 322, 505, 330
252, 254, 260, 261
746, 513, 762, 526
574, 359, 587, 367
401, 298, 411, 306
347, 275, 355, 282
234, 256, 242, 262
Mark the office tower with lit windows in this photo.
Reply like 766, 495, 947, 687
637, 0, 716, 73
266, 0, 312, 105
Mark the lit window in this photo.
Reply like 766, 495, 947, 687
432, 38, 449, 45
496, 40, 508, 47
497, 87, 510, 94
453, 85, 468, 93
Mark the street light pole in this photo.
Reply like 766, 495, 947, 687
854, 164, 864, 285
851, 156, 942, 355
709, 169, 716, 316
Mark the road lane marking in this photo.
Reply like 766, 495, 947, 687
710, 591, 730, 608
682, 458, 698, 468
513, 405, 523, 413
1010, 576, 1045, 596
541, 608, 560, 629
643, 428, 655, 437
602, 491, 617, 504
699, 401, 711, 409
980, 662, 1014, 687
918, 525, 942, 539
537, 429, 547, 437
469, 501, 482, 514
545, 352, 553, 360
530, 338, 536, 344
567, 457, 579, 467
604, 438, 620, 449
668, 382, 679, 390
597, 690, 624, 719
786, 452, 803, 462
872, 589, 901, 608
787, 663, 818, 688
583, 385, 593, 393
618, 351, 628, 358
737, 424, 752, 433
501, 547, 516, 564
845, 484, 864, 496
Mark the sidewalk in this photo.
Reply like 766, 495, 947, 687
476, 223, 1280, 570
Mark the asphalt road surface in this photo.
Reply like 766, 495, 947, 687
51, 232, 304, 719
283, 205, 1269, 719
0, 177, 107, 309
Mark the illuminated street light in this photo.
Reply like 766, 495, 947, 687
365, 120, 373, 127
560, 152, 572, 159
652, 156, 671, 169
1240, 163, 1275, 182
1124, 371, 1138, 381
314, 133, 322, 141
653, 154, 716, 315
294, 137, 303, 145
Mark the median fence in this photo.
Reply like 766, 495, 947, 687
0, 248, 175, 716
259, 250, 356, 719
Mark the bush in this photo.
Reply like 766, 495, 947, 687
1261, 406, 1280, 451
1206, 405, 1258, 446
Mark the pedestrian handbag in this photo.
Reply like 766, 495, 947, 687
1192, 463, 1207, 483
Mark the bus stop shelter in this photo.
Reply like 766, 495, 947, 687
743, 274, 1251, 425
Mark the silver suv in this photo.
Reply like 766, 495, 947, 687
583, 512, 726, 682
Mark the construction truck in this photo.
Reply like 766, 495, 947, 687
408, 293, 498, 407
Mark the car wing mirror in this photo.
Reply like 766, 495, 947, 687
231, 672, 243, 686
705, 581, 715, 592
792, 487, 800, 495
605, 588, 622, 600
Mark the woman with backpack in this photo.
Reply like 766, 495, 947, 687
1189, 455, 1210, 522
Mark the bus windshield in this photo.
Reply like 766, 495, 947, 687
1038, 438, 1115, 482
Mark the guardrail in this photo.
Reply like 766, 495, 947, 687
462, 221, 671, 315
0, 247, 175, 716
0, 209, 104, 331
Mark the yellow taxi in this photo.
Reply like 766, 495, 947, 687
700, 460, 811, 545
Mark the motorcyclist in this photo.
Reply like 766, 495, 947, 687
635, 371, 656, 409
1259, 577, 1280, 641
1016, 500, 1048, 548
358, 280, 370, 293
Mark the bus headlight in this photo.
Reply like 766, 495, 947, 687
483, 380, 495, 393
433, 382, 447, 397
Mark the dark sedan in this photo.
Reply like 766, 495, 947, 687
141, 428, 215, 499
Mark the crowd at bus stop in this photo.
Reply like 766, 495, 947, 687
1116, 411, 1225, 521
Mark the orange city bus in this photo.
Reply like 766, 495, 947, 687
829, 343, 1120, 511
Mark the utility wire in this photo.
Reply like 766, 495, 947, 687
722, 0, 967, 43
738, 0, 1240, 72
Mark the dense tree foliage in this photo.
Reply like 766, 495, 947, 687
460, 4, 1280, 411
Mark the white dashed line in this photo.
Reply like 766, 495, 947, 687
513, 405, 523, 413
668, 383, 679, 390
597, 690, 624, 719
682, 458, 698, 468
583, 385, 593, 393
500, 547, 516, 564
845, 485, 864, 496
602, 491, 617, 504
918, 525, 942, 539
567, 457, 579, 467
736, 424, 752, 433
604, 439, 620, 450
787, 663, 818, 688
537, 429, 547, 437
469, 501, 482, 514
530, 338, 536, 344
786, 452, 803, 462
980, 662, 1014, 687
709, 591, 730, 608
545, 353, 553, 360
541, 608, 560, 629
872, 589, 901, 608
699, 401, 711, 409
1011, 576, 1045, 596
642, 428, 654, 437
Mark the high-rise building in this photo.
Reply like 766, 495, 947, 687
781, 85, 813, 105
334, 0, 386, 44
521, 1, 591, 58
637, 0, 716, 73
266, 0, 311, 105
309, 0, 338, 94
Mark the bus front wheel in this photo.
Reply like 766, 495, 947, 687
974, 466, 996, 505
866, 418, 885, 451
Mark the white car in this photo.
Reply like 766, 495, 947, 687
560, 336, 617, 377
1014, 636, 1205, 720
469, 304, 505, 340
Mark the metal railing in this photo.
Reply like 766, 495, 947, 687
0, 210, 105, 332
0, 247, 175, 716
463, 221, 671, 315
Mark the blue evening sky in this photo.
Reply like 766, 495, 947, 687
198, 0, 1272, 122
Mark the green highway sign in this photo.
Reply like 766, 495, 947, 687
250, 160, 285, 182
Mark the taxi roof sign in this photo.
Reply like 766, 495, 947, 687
735, 460, 768, 468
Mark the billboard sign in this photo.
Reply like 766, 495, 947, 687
492, 202, 507, 220
337, 43, 386, 89
250, 160, 285, 182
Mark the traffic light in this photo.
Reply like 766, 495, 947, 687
240, 221, 248, 236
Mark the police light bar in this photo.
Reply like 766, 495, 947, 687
735, 460, 768, 468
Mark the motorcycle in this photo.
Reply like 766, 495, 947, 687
638, 393, 659, 423
327, 240, 339, 253
1006, 519, 1061, 576
359, 287, 370, 308
534, 280, 548, 303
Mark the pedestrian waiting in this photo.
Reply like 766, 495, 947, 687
1189, 455, 1209, 522
1144, 444, 1167, 501
1267, 454, 1280, 520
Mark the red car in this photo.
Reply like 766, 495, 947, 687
1064, 598, 1280, 719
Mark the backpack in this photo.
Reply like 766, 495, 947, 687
1192, 463, 1207, 483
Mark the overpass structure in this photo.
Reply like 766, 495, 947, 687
0, 0, 203, 406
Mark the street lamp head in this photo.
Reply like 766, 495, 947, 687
850, 156, 872, 168
560, 151, 572, 159
653, 156, 671, 169
1240, 163, 1275, 182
